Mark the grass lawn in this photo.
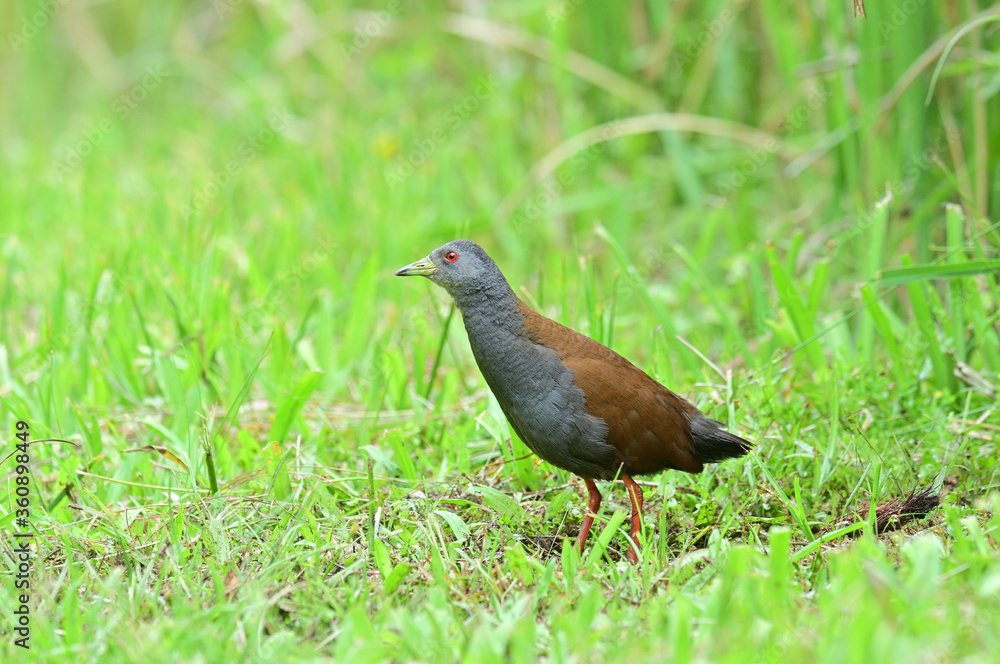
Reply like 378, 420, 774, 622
2, 1, 1000, 662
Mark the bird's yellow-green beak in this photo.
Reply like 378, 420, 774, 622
395, 255, 438, 277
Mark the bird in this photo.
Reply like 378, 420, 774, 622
396, 240, 752, 563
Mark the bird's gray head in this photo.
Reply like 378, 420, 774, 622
395, 240, 514, 310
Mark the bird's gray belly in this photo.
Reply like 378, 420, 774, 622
468, 332, 616, 479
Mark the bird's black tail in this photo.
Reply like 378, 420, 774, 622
689, 417, 753, 464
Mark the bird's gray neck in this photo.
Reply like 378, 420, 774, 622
449, 280, 521, 331
450, 284, 527, 366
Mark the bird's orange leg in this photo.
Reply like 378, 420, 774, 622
621, 474, 643, 564
575, 478, 603, 556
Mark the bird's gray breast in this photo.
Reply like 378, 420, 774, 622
462, 313, 615, 479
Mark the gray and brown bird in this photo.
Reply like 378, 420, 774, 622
396, 240, 752, 563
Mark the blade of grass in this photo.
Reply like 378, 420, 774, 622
945, 205, 968, 362
877, 260, 1000, 285
765, 241, 826, 372
900, 254, 955, 394
269, 368, 323, 443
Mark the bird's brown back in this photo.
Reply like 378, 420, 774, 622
517, 301, 705, 476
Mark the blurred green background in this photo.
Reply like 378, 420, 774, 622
1, 1, 999, 662
3, 0, 997, 404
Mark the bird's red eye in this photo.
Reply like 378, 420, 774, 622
445, 251, 458, 262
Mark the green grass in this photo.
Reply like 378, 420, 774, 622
2, 0, 1000, 661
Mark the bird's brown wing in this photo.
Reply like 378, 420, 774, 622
560, 355, 704, 475
519, 303, 704, 475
